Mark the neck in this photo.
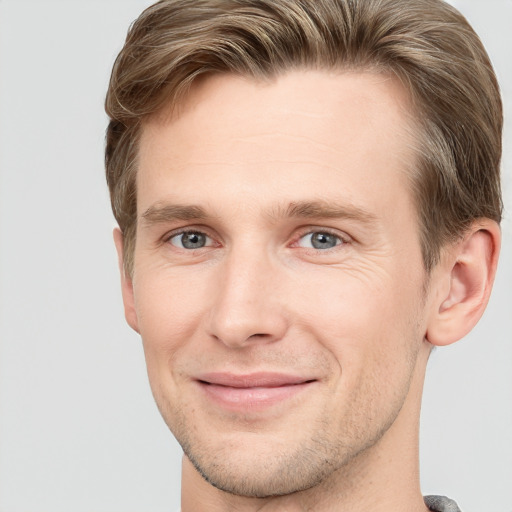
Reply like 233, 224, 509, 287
181, 344, 432, 512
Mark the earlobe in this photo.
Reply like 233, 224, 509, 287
426, 220, 501, 347
113, 227, 140, 333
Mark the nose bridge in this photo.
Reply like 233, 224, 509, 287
207, 242, 287, 347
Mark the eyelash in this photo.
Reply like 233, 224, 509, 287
164, 228, 217, 250
291, 228, 349, 251
163, 226, 350, 252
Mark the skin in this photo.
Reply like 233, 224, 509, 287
114, 70, 500, 511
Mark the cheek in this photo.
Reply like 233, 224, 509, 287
132, 269, 208, 364
293, 263, 424, 374
300, 272, 423, 429
292, 264, 401, 335
132, 272, 204, 419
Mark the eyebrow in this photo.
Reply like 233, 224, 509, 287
276, 200, 377, 224
140, 200, 377, 226
141, 203, 209, 224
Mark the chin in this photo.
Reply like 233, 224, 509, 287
185, 446, 334, 498
174, 421, 352, 499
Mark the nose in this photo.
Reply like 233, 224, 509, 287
206, 248, 289, 348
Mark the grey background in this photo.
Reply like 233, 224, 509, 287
0, 1, 510, 511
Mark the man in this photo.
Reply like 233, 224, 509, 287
104, 1, 502, 511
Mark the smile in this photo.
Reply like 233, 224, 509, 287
195, 372, 317, 411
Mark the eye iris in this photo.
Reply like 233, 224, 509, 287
311, 232, 338, 249
181, 232, 206, 249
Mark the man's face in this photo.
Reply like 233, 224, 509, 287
123, 71, 431, 497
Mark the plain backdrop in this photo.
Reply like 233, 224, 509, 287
0, 1, 510, 511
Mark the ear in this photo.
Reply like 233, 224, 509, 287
426, 219, 501, 346
113, 227, 140, 333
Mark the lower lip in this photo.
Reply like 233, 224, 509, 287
197, 381, 315, 411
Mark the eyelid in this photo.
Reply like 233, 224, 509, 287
159, 224, 351, 251
162, 225, 221, 247
291, 226, 351, 246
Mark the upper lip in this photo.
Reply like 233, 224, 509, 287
196, 372, 316, 388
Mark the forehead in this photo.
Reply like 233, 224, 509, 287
137, 70, 418, 217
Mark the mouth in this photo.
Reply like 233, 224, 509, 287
194, 372, 317, 411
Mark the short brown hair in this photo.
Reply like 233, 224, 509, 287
105, 0, 502, 276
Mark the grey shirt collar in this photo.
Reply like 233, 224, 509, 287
424, 495, 462, 512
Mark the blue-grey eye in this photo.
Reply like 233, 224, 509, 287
169, 231, 211, 249
298, 232, 341, 250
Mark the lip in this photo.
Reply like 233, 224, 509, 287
195, 372, 317, 411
